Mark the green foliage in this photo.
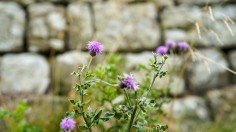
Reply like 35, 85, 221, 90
0, 100, 40, 132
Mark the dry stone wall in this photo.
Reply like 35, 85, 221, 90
0, 0, 236, 130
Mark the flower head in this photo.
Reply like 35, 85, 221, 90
60, 117, 76, 131
87, 41, 104, 56
156, 46, 168, 55
165, 40, 176, 49
178, 41, 189, 52
119, 74, 138, 90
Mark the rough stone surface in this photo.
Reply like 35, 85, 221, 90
0, 2, 25, 52
187, 49, 229, 91
163, 96, 209, 120
229, 50, 236, 72
229, 50, 236, 84
0, 53, 50, 94
207, 85, 236, 121
163, 96, 209, 132
67, 2, 93, 50
161, 5, 202, 29
94, 2, 160, 51
53, 51, 90, 94
28, 3, 66, 52
177, 0, 231, 5
163, 5, 236, 48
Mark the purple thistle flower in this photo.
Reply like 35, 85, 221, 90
165, 40, 176, 49
156, 46, 168, 55
60, 117, 76, 131
178, 41, 189, 52
120, 74, 138, 90
87, 41, 104, 56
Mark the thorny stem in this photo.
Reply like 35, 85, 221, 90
146, 61, 165, 96
133, 57, 166, 127
94, 79, 119, 87
123, 89, 132, 108
127, 91, 138, 132
80, 90, 92, 132
79, 56, 93, 132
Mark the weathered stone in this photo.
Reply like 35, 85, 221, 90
94, 2, 160, 51
177, 0, 232, 5
15, 0, 35, 5
0, 2, 25, 52
163, 96, 209, 120
0, 53, 50, 94
163, 96, 209, 132
28, 3, 66, 52
229, 50, 236, 71
161, 5, 202, 29
187, 49, 229, 91
163, 5, 236, 48
154, 0, 174, 9
189, 5, 236, 47
164, 29, 188, 42
67, 2, 93, 50
53, 51, 90, 94
207, 85, 236, 121
229, 50, 236, 83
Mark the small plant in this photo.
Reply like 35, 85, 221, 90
62, 40, 172, 131
0, 100, 39, 132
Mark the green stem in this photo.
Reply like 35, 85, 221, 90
146, 61, 165, 96
81, 90, 92, 132
127, 91, 138, 132
123, 89, 132, 108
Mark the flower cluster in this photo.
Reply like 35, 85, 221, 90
156, 40, 189, 55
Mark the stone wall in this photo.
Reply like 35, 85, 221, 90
0, 0, 236, 130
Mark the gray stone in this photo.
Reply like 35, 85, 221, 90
154, 0, 174, 9
229, 50, 236, 71
207, 85, 236, 121
177, 0, 232, 5
161, 5, 202, 29
0, 53, 50, 94
28, 3, 66, 52
53, 51, 90, 94
226, 50, 236, 83
162, 96, 209, 132
67, 2, 93, 50
94, 2, 160, 51
189, 5, 236, 47
0, 2, 25, 52
163, 96, 209, 120
164, 29, 188, 42
187, 49, 229, 91
163, 5, 236, 48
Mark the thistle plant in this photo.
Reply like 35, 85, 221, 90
62, 41, 169, 132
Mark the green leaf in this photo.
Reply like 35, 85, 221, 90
101, 113, 114, 122
93, 110, 102, 122
69, 99, 75, 105
79, 124, 89, 130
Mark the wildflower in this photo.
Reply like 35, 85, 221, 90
156, 46, 168, 55
60, 117, 76, 131
119, 74, 138, 90
87, 41, 104, 56
178, 41, 189, 52
165, 40, 176, 49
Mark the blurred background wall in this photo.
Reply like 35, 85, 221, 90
0, 0, 236, 131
